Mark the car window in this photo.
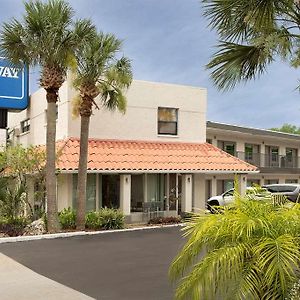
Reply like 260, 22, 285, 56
223, 190, 234, 197
276, 185, 297, 192
264, 185, 298, 193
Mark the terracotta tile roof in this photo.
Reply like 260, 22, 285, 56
56, 137, 258, 173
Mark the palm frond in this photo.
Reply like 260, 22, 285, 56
207, 41, 274, 90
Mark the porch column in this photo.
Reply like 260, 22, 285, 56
193, 174, 206, 212
211, 176, 217, 196
236, 174, 247, 197
260, 143, 265, 167
181, 174, 192, 212
120, 174, 131, 215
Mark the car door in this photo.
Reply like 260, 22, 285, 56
222, 189, 234, 205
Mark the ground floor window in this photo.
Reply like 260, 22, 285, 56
72, 174, 96, 211
247, 179, 260, 187
285, 179, 298, 184
265, 179, 279, 185
217, 180, 234, 194
130, 173, 181, 213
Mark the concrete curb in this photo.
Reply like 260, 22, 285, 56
0, 223, 185, 244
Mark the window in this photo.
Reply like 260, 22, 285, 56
217, 141, 236, 156
158, 107, 178, 135
20, 118, 30, 133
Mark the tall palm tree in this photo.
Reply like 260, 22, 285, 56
73, 32, 132, 230
202, 0, 299, 90
170, 199, 300, 299
0, 0, 95, 232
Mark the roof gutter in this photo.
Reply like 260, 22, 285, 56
58, 169, 260, 175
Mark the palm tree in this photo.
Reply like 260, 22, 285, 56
202, 0, 299, 90
169, 199, 300, 299
0, 0, 95, 232
73, 32, 132, 230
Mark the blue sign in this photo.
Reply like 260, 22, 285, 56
0, 57, 29, 110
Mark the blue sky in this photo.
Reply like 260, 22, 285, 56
0, 0, 299, 129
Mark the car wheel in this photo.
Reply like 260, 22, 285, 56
207, 200, 220, 213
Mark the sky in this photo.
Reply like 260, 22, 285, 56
0, 0, 299, 129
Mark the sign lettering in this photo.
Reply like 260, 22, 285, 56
0, 57, 28, 110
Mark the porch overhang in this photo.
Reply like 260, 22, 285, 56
56, 137, 259, 174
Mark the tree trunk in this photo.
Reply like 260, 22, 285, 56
45, 89, 59, 233
76, 96, 92, 230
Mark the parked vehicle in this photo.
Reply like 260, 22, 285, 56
262, 184, 300, 202
207, 186, 271, 212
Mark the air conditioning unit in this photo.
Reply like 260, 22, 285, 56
14, 128, 21, 137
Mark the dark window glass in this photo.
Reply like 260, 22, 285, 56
20, 118, 30, 133
158, 107, 178, 135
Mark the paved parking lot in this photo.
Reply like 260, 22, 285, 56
0, 226, 185, 300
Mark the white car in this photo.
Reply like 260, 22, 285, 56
207, 187, 271, 211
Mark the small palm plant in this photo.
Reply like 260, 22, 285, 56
73, 32, 132, 230
170, 196, 300, 299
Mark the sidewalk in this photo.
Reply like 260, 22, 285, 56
0, 253, 94, 300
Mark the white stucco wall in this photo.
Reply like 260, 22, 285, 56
8, 82, 70, 146
67, 80, 207, 143
8, 79, 206, 145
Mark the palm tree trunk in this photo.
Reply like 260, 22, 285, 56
76, 98, 92, 230
46, 89, 59, 233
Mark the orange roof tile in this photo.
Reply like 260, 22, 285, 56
56, 138, 258, 173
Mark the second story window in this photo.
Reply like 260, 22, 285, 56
20, 118, 30, 133
157, 107, 178, 135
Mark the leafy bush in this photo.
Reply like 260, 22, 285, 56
85, 211, 102, 230
85, 208, 124, 230
58, 208, 76, 230
148, 216, 181, 225
0, 182, 27, 220
0, 217, 29, 237
99, 207, 124, 230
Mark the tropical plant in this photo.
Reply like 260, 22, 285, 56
0, 180, 26, 220
0, 0, 95, 232
202, 0, 300, 91
58, 207, 76, 229
73, 32, 132, 230
0, 145, 47, 217
85, 208, 125, 230
170, 198, 300, 299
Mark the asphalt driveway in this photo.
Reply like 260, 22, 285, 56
0, 226, 186, 300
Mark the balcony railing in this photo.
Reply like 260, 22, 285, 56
235, 152, 299, 168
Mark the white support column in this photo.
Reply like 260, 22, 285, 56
211, 176, 217, 196
260, 143, 266, 167
193, 174, 206, 213
236, 174, 247, 197
166, 174, 170, 211
181, 174, 193, 212
120, 174, 131, 215
236, 141, 244, 160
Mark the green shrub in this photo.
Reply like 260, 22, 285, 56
148, 216, 181, 225
99, 207, 124, 230
0, 217, 29, 236
85, 211, 102, 230
58, 208, 76, 230
85, 208, 125, 230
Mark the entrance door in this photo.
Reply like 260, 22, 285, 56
102, 175, 120, 209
